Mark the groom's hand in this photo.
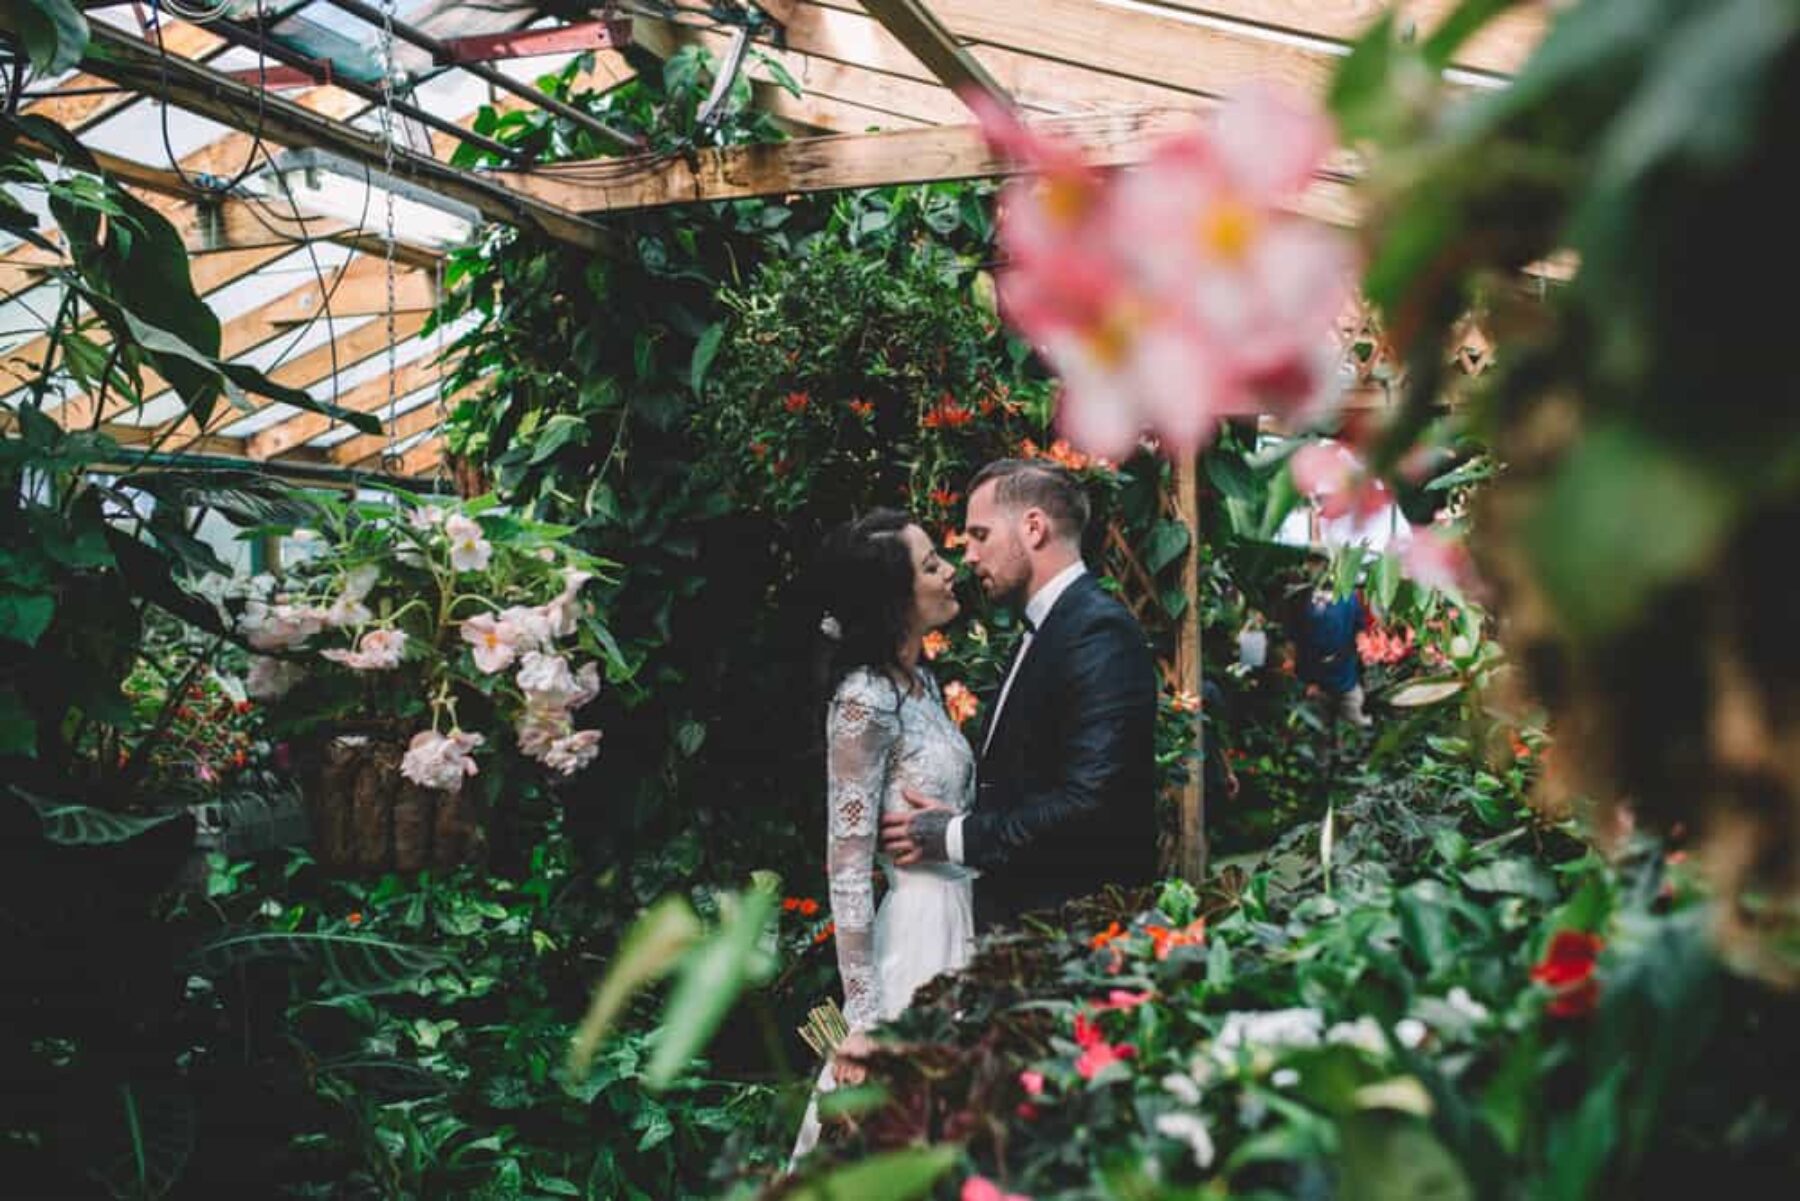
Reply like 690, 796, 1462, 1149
879, 789, 951, 866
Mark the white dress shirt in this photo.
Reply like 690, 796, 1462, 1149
945, 560, 1086, 865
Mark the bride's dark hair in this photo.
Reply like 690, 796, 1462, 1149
815, 508, 916, 707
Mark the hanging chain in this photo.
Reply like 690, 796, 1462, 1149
379, 0, 400, 472
433, 255, 450, 485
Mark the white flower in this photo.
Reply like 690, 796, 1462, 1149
1326, 1016, 1387, 1056
1450, 634, 1472, 658
542, 568, 593, 637
407, 504, 446, 531
499, 605, 556, 652
1161, 1072, 1203, 1106
571, 661, 601, 709
1214, 1008, 1323, 1055
400, 728, 484, 790
322, 627, 407, 671
322, 568, 378, 629
444, 514, 492, 573
1395, 1018, 1429, 1050
515, 707, 569, 758
1270, 1067, 1301, 1089
516, 650, 580, 709
240, 599, 324, 651
461, 613, 523, 674
1445, 986, 1491, 1025
535, 546, 556, 562
542, 729, 602, 775
246, 655, 306, 700
1154, 1112, 1216, 1170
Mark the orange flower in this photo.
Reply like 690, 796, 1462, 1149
922, 630, 951, 660
1089, 921, 1126, 951
848, 398, 875, 418
798, 898, 820, 917
813, 921, 835, 945
783, 391, 811, 413
782, 897, 801, 912
1509, 732, 1532, 761
930, 487, 963, 509
1146, 918, 1205, 961
943, 528, 970, 550
944, 680, 979, 725
347, 911, 363, 927
922, 396, 976, 429
749, 440, 770, 459
1169, 690, 1201, 714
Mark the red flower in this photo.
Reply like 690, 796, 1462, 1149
848, 398, 875, 418
813, 922, 835, 945
783, 391, 811, 413
798, 898, 819, 917
1531, 930, 1603, 1018
347, 911, 363, 927
773, 457, 795, 478
1019, 1069, 1045, 1097
749, 440, 770, 459
782, 897, 801, 912
930, 487, 963, 509
922, 396, 976, 429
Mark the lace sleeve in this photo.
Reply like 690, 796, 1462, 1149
826, 671, 899, 1032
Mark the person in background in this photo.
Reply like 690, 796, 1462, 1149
1201, 677, 1241, 803
1291, 559, 1374, 729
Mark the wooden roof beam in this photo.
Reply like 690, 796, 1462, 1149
857, 0, 1009, 111
249, 346, 453, 460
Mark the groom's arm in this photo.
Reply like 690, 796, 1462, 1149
952, 612, 1155, 871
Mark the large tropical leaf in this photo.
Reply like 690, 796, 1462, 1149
184, 932, 451, 995
121, 471, 329, 530
14, 789, 193, 846
644, 882, 779, 1089
566, 894, 703, 1079
91, 1082, 195, 1201
0, 0, 90, 74
785, 1146, 959, 1201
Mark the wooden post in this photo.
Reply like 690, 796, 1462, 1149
1174, 452, 1206, 882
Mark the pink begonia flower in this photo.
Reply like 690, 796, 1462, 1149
322, 565, 379, 629
1075, 1040, 1136, 1080
970, 86, 1354, 457
407, 504, 445, 531
542, 569, 594, 638
1091, 989, 1155, 1012
516, 650, 581, 709
462, 613, 524, 674
444, 514, 493, 573
571, 661, 602, 709
1291, 439, 1392, 520
962, 1177, 1032, 1201
322, 627, 407, 671
1019, 1070, 1045, 1097
240, 598, 324, 651
542, 730, 603, 776
500, 604, 556, 651
515, 708, 569, 759
246, 655, 306, 700
400, 728, 484, 791
1400, 522, 1479, 597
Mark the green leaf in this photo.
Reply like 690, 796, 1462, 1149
185, 933, 450, 996
1142, 519, 1191, 575
21, 795, 191, 845
644, 882, 780, 1089
1338, 1113, 1474, 1201
785, 1146, 959, 1201
689, 321, 725, 395
0, 589, 55, 645
1387, 679, 1463, 707
221, 363, 382, 434
1329, 12, 1400, 141
1396, 880, 1455, 967
1422, 0, 1518, 70
0, 692, 36, 756
0, 0, 90, 74
1460, 858, 1556, 901
528, 413, 592, 464
94, 1082, 194, 1201
566, 895, 703, 1079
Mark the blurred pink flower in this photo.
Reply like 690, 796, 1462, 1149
1400, 523, 1478, 596
462, 613, 523, 674
962, 1177, 1031, 1201
322, 627, 407, 671
1291, 439, 1391, 520
543, 729, 602, 776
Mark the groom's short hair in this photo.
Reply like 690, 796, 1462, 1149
969, 459, 1090, 542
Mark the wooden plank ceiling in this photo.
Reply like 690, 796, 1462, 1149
2, 1, 1548, 483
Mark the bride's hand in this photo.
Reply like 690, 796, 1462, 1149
833, 1031, 876, 1086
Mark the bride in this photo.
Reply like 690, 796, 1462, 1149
791, 508, 977, 1163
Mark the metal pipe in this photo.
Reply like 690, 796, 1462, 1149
104, 449, 457, 492
319, 0, 642, 153
197, 13, 525, 164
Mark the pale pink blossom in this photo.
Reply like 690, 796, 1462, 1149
321, 627, 407, 671
962, 1177, 1031, 1201
542, 569, 593, 637
322, 564, 379, 629
1291, 439, 1392, 520
542, 729, 602, 776
515, 708, 569, 758
571, 661, 602, 709
461, 612, 524, 674
516, 650, 580, 709
400, 728, 484, 791
407, 504, 446, 531
1400, 523, 1479, 597
444, 514, 492, 573
246, 655, 306, 700
499, 604, 556, 652
240, 599, 324, 651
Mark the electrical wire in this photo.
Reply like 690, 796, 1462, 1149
145, 0, 271, 198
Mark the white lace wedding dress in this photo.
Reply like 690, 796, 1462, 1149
790, 665, 978, 1164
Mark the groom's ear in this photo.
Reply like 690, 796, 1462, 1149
1021, 507, 1051, 549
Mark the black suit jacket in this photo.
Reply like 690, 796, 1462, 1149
963, 572, 1158, 929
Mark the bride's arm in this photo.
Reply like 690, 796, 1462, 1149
825, 673, 898, 1032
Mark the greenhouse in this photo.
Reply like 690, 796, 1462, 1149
3, 1, 1797, 1197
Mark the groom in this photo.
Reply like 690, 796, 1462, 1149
879, 459, 1159, 929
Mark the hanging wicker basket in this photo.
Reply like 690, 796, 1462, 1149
307, 734, 486, 875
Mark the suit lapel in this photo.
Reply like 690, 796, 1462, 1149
979, 576, 1090, 766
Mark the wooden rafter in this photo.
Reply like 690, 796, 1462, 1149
248, 347, 452, 460
858, 0, 1009, 111
496, 111, 1360, 225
